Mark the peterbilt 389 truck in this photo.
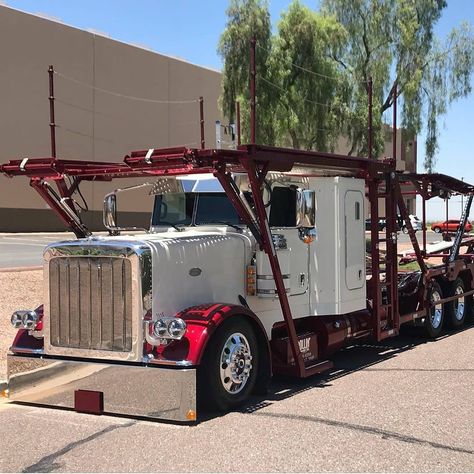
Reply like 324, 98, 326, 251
2, 144, 473, 422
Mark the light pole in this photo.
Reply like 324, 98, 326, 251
461, 177, 464, 213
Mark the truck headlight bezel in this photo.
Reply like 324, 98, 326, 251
11, 312, 23, 329
146, 317, 187, 346
10, 310, 39, 330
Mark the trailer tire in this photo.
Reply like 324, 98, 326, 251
423, 281, 444, 338
198, 318, 258, 412
445, 278, 469, 329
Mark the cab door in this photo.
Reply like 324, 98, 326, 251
269, 186, 309, 296
344, 190, 365, 290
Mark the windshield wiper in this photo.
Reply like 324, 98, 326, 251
203, 220, 243, 231
156, 221, 185, 232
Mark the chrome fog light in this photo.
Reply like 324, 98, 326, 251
168, 318, 187, 339
10, 312, 23, 329
152, 319, 168, 338
146, 317, 187, 346
21, 310, 39, 330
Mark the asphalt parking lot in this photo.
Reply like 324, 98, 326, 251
0, 233, 75, 269
0, 325, 472, 472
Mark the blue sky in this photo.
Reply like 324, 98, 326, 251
3, 0, 474, 218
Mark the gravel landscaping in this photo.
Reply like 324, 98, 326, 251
0, 270, 43, 380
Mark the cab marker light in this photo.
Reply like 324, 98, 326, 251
246, 265, 256, 296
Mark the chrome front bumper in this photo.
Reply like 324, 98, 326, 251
6, 354, 196, 423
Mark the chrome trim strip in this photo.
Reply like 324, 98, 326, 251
144, 356, 194, 367
257, 274, 290, 280
257, 288, 291, 295
10, 346, 44, 355
7, 353, 196, 423
9, 349, 194, 367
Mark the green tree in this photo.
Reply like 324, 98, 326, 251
219, 0, 473, 171
321, 0, 474, 171
218, 0, 274, 145
270, 2, 348, 150
218, 0, 347, 149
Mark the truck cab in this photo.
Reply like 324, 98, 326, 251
3, 148, 375, 423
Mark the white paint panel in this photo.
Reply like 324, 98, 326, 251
147, 234, 246, 318
309, 177, 366, 315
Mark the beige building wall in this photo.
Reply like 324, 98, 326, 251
0, 6, 222, 231
0, 6, 418, 231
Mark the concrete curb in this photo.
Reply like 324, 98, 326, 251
8, 360, 75, 392
0, 266, 42, 273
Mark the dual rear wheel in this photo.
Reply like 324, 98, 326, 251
424, 278, 472, 338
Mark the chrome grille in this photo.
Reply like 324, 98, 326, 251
49, 257, 133, 352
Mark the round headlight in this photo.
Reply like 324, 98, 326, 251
22, 311, 39, 330
10, 312, 23, 329
168, 318, 186, 339
153, 319, 168, 338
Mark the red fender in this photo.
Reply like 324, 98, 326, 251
151, 303, 271, 367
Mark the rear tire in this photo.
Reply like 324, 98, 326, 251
423, 281, 444, 338
433, 227, 441, 233
445, 278, 469, 329
198, 318, 258, 412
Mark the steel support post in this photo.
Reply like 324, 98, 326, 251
30, 179, 89, 238
386, 172, 399, 332
236, 101, 241, 146
199, 96, 205, 149
444, 197, 450, 241
422, 194, 427, 254
392, 82, 397, 161
368, 179, 381, 339
48, 65, 57, 158
250, 37, 256, 145
397, 182, 427, 274
368, 76, 373, 160
214, 167, 262, 245
243, 157, 305, 377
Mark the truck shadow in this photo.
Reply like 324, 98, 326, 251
199, 322, 474, 422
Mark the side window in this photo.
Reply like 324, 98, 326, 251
269, 186, 297, 227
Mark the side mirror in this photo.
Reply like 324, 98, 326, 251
103, 186, 149, 235
296, 189, 315, 228
103, 192, 118, 234
296, 189, 316, 244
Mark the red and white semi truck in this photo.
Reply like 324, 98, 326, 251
1, 144, 473, 422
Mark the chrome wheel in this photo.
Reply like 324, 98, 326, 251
454, 285, 465, 321
430, 289, 443, 329
220, 332, 253, 394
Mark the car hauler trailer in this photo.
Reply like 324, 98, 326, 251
1, 144, 473, 423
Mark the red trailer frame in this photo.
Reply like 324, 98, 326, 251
3, 144, 473, 379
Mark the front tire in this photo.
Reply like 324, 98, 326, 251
198, 318, 258, 412
423, 281, 444, 338
433, 226, 441, 233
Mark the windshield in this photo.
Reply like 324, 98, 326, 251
152, 193, 194, 226
152, 192, 244, 227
